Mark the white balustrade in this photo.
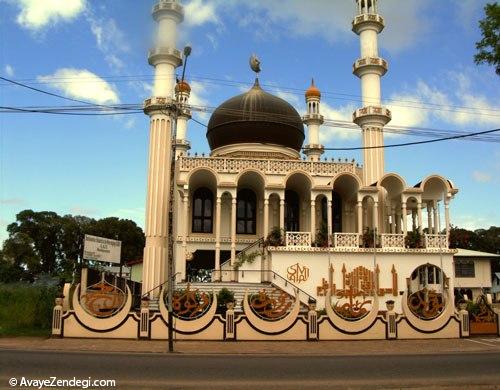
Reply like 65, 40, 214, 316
424, 234, 448, 249
380, 234, 405, 249
333, 233, 360, 248
286, 232, 312, 247
178, 156, 357, 176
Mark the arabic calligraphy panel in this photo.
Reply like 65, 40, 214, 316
80, 280, 126, 318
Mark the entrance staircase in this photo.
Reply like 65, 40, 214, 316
147, 281, 311, 312
176, 281, 276, 312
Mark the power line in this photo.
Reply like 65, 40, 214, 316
2, 101, 499, 143
0, 106, 142, 116
0, 76, 133, 111
2, 73, 500, 117
311, 128, 500, 151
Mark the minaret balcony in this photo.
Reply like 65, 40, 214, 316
353, 106, 391, 127
144, 96, 177, 115
152, 1, 184, 22
352, 14, 384, 34
303, 113, 324, 124
353, 57, 388, 77
148, 47, 183, 67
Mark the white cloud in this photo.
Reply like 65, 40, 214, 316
38, 68, 120, 104
320, 102, 359, 142
200, 0, 428, 52
87, 16, 129, 71
386, 73, 500, 129
472, 171, 492, 183
69, 206, 98, 216
184, 0, 219, 27
4, 64, 14, 77
10, 0, 86, 31
189, 80, 211, 121
0, 197, 25, 205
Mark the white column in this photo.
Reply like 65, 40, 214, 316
327, 198, 333, 245
412, 210, 417, 231
427, 203, 433, 234
417, 201, 423, 234
182, 191, 189, 248
445, 198, 451, 239
279, 198, 285, 231
433, 200, 439, 234
310, 199, 316, 241
401, 201, 408, 236
215, 196, 222, 274
230, 198, 237, 266
373, 201, 379, 232
357, 201, 363, 235
142, 117, 172, 297
263, 197, 269, 239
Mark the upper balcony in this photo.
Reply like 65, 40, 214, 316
274, 232, 450, 253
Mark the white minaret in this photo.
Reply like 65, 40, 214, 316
303, 79, 324, 162
352, 0, 391, 185
142, 0, 184, 297
174, 79, 192, 158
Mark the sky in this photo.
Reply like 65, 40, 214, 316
0, 0, 499, 244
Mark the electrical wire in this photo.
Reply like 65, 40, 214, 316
2, 73, 500, 117
312, 128, 500, 151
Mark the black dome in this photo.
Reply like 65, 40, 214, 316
207, 79, 305, 152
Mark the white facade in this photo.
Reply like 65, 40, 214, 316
454, 249, 498, 301
141, 0, 460, 315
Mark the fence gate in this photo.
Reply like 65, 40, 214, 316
469, 295, 498, 335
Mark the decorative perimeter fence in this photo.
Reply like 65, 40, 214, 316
52, 283, 500, 341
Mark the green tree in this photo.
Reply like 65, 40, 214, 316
7, 210, 61, 275
0, 233, 40, 282
3, 210, 145, 283
90, 217, 145, 263
474, 3, 500, 75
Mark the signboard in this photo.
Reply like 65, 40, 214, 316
83, 234, 122, 264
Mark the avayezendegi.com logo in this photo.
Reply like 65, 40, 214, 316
8, 376, 116, 389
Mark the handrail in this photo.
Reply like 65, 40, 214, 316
141, 280, 169, 299
219, 237, 264, 269
235, 269, 316, 304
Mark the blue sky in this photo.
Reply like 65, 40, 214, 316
1, 0, 499, 243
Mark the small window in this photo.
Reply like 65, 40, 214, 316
455, 260, 475, 278
192, 188, 213, 233
237, 189, 256, 234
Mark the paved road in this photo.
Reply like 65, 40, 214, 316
1, 349, 500, 389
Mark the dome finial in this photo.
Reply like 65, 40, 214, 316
249, 54, 261, 75
305, 78, 321, 99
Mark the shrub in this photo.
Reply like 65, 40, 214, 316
0, 283, 59, 336
264, 226, 284, 247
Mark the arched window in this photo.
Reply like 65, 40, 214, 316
192, 188, 213, 233
237, 189, 256, 234
285, 190, 300, 231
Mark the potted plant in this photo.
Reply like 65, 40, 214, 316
264, 226, 284, 247
314, 221, 329, 248
217, 288, 235, 315
362, 228, 378, 248
405, 230, 423, 248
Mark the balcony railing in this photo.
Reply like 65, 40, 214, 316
424, 234, 448, 249
380, 234, 405, 249
286, 232, 311, 247
333, 233, 360, 248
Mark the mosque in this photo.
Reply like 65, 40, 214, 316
139, 0, 459, 315
53, 0, 500, 341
